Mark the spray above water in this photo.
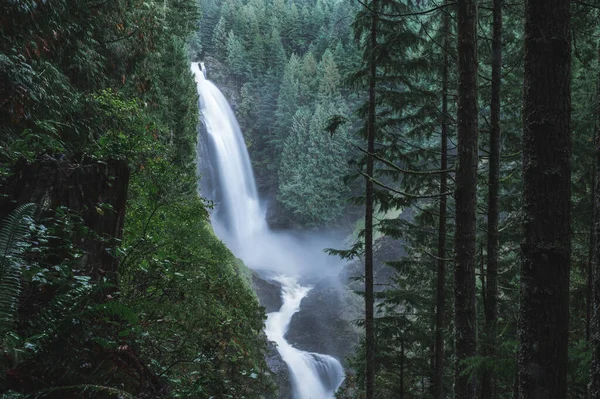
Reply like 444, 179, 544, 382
191, 62, 345, 398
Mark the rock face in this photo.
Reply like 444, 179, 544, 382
251, 273, 291, 398
265, 341, 292, 399
286, 277, 362, 365
340, 235, 406, 292
251, 271, 283, 313
285, 235, 405, 368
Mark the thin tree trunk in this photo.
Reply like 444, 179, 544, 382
365, 1, 378, 398
400, 340, 405, 399
454, 0, 479, 398
433, 4, 450, 398
481, 1, 502, 398
589, 129, 597, 344
518, 0, 572, 397
590, 40, 600, 399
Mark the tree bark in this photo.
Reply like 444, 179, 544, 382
454, 0, 479, 398
518, 0, 571, 398
0, 155, 130, 279
400, 339, 405, 399
590, 40, 600, 399
590, 149, 596, 344
434, 3, 450, 398
481, 1, 502, 398
365, 1, 378, 398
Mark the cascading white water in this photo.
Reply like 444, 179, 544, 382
192, 62, 267, 254
265, 276, 345, 398
191, 62, 345, 398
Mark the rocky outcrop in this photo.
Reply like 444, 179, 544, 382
285, 235, 406, 368
265, 341, 292, 399
340, 235, 406, 292
251, 271, 283, 313
286, 277, 362, 365
251, 273, 291, 397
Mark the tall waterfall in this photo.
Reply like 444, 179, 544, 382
191, 62, 345, 398
192, 62, 267, 254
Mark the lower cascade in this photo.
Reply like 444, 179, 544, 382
265, 276, 345, 398
191, 62, 345, 398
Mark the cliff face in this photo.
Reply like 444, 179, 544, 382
285, 276, 362, 365
0, 155, 129, 279
251, 273, 292, 399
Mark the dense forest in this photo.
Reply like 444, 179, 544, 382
1, 0, 600, 398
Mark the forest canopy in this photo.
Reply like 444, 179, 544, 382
1, 0, 600, 398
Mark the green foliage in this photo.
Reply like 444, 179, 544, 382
0, 204, 36, 337
199, 0, 361, 228
120, 152, 274, 397
1, 0, 274, 397
278, 103, 352, 226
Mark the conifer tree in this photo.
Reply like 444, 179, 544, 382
519, 0, 571, 397
454, 0, 479, 397
434, 3, 452, 398
481, 0, 502, 397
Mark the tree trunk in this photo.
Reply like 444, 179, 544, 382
590, 40, 600, 399
400, 339, 405, 399
454, 0, 479, 398
518, 0, 571, 398
590, 150, 596, 344
434, 4, 450, 398
481, 1, 502, 398
365, 1, 378, 398
0, 155, 130, 280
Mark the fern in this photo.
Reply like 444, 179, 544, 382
0, 203, 36, 336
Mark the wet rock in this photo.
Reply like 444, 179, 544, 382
251, 272, 283, 313
286, 277, 361, 365
339, 235, 406, 292
265, 341, 292, 399
251, 273, 291, 396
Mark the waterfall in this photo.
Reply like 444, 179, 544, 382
191, 62, 345, 398
192, 62, 267, 255
265, 276, 345, 398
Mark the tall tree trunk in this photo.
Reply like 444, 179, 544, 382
518, 0, 571, 398
454, 0, 479, 398
590, 164, 596, 345
365, 1, 378, 398
589, 124, 597, 345
481, 1, 502, 398
0, 156, 130, 280
433, 4, 450, 398
590, 40, 600, 399
400, 339, 405, 399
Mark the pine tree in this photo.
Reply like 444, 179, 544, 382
481, 1, 502, 397
226, 30, 247, 81
212, 17, 229, 60
454, 0, 479, 398
434, 3, 452, 398
518, 0, 572, 397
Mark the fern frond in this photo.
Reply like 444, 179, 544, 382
0, 203, 36, 336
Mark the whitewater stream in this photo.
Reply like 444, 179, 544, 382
191, 62, 345, 398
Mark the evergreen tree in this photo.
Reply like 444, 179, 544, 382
226, 30, 247, 81
518, 0, 572, 398
454, 0, 479, 398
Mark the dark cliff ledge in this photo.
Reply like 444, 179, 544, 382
251, 271, 283, 313
286, 276, 361, 365
0, 155, 129, 279
251, 272, 291, 398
